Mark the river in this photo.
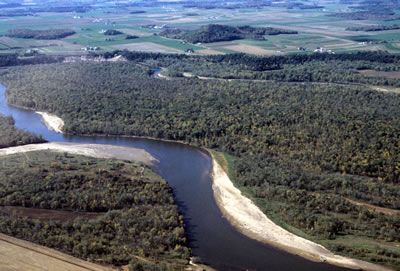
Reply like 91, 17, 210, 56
0, 84, 350, 271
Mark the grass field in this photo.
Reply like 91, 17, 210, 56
0, 233, 113, 271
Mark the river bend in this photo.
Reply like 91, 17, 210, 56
0, 84, 349, 271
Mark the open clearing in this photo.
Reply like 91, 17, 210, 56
358, 70, 400, 79
0, 206, 104, 222
0, 142, 155, 166
0, 233, 115, 271
0, 37, 30, 48
116, 28, 153, 37
35, 40, 82, 50
223, 44, 282, 55
112, 42, 182, 53
197, 49, 225, 55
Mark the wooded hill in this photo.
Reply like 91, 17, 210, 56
0, 54, 399, 269
346, 24, 400, 31
0, 151, 189, 270
0, 113, 45, 148
104, 29, 123, 36
159, 24, 297, 43
7, 29, 75, 39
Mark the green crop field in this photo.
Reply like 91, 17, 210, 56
0, 0, 398, 55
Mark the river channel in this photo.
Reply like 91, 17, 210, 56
0, 83, 349, 271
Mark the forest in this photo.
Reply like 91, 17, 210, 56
159, 24, 297, 43
0, 151, 190, 270
346, 24, 400, 32
7, 29, 76, 40
0, 53, 63, 67
0, 54, 399, 269
104, 30, 123, 36
329, 11, 400, 21
0, 113, 45, 148
108, 50, 400, 87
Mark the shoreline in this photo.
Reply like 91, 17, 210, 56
8, 103, 202, 149
36, 111, 64, 133
2, 106, 394, 271
0, 142, 156, 166
6, 103, 65, 133
209, 154, 393, 271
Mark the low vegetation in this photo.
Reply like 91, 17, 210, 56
0, 151, 190, 269
0, 113, 45, 148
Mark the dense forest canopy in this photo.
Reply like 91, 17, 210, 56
109, 51, 400, 86
0, 151, 189, 270
346, 24, 400, 32
0, 52, 399, 269
0, 113, 45, 148
0, 53, 64, 67
159, 24, 297, 43
7, 29, 76, 39
104, 29, 123, 36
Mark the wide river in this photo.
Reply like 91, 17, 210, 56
0, 84, 349, 271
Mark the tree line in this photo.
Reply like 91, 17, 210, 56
7, 29, 76, 40
0, 113, 45, 148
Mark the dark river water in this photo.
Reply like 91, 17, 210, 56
0, 84, 350, 271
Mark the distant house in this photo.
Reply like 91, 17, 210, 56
81, 47, 100, 51
313, 47, 334, 54
154, 24, 167, 29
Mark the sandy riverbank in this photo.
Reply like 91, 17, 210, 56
0, 142, 155, 165
36, 112, 64, 133
210, 155, 393, 271
4, 109, 393, 270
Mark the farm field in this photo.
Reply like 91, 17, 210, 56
0, 233, 114, 271
0, 0, 399, 55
